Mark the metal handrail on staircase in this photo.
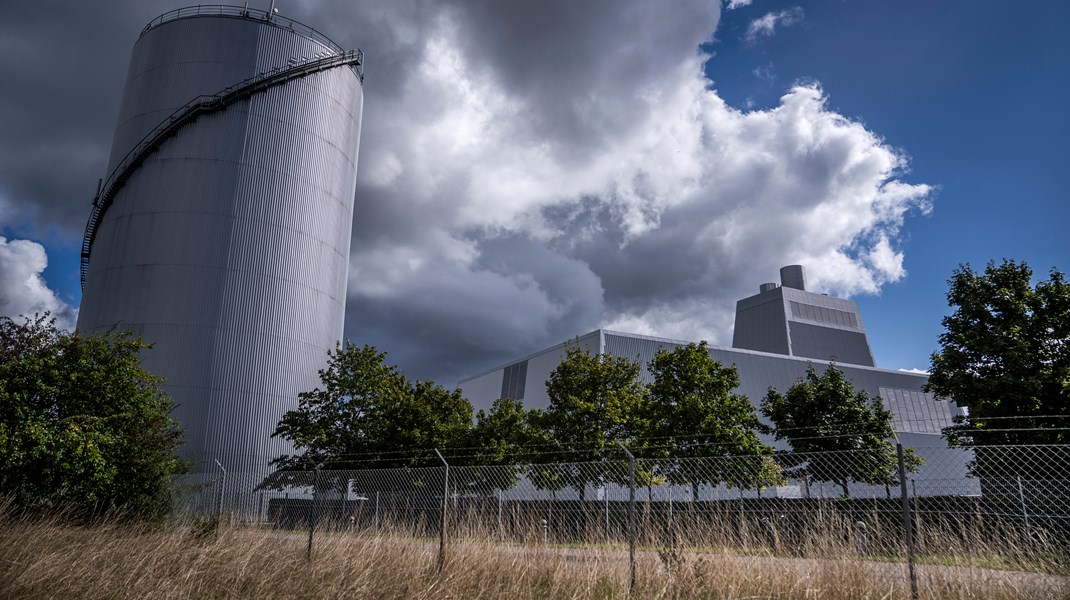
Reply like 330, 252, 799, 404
79, 49, 364, 289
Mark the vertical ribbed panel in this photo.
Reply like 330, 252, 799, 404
77, 12, 363, 474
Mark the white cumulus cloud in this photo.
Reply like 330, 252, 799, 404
298, 0, 934, 381
0, 236, 77, 330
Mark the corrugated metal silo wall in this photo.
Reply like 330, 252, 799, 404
77, 14, 363, 475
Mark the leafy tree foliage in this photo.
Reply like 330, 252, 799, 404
467, 397, 544, 465
0, 314, 185, 517
262, 342, 472, 493
533, 343, 649, 490
454, 397, 545, 494
925, 260, 1070, 481
539, 344, 649, 459
926, 260, 1069, 448
761, 364, 919, 497
269, 343, 406, 469
647, 342, 782, 493
387, 380, 473, 462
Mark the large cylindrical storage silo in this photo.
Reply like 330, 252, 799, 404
77, 6, 364, 480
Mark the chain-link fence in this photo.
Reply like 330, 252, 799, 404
175, 443, 1070, 598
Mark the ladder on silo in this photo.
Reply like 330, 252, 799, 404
80, 49, 365, 289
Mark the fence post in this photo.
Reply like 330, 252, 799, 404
911, 478, 920, 546
855, 521, 869, 555
306, 466, 316, 560
307, 466, 320, 562
668, 488, 674, 550
434, 449, 449, 571
1017, 475, 1031, 530
668, 488, 673, 526
616, 441, 636, 595
897, 443, 919, 600
598, 476, 606, 538
605, 482, 610, 539
213, 459, 226, 527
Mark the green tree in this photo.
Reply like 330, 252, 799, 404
261, 342, 473, 493
0, 314, 186, 518
382, 379, 473, 463
925, 260, 1070, 480
761, 364, 920, 498
269, 342, 407, 471
454, 397, 543, 495
647, 342, 782, 496
533, 343, 649, 492
467, 397, 543, 465
926, 260, 1069, 447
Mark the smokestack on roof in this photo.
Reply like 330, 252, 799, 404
780, 265, 807, 291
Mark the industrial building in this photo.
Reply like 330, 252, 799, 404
460, 266, 974, 498
76, 5, 364, 475
733, 265, 875, 366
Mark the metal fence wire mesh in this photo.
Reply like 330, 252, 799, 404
176, 443, 1070, 598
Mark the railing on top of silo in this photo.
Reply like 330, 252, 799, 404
140, 5, 347, 57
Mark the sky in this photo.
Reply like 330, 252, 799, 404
1, 0, 1067, 384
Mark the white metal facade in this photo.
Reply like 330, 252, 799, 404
77, 10, 364, 472
458, 329, 974, 497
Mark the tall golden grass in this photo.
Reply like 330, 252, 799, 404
1, 505, 1067, 599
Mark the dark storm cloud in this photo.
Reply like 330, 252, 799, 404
437, 0, 720, 158
346, 232, 603, 383
2, 1, 932, 385
0, 1, 175, 234
281, 1, 434, 100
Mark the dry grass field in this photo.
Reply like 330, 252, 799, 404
1, 508, 1067, 599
